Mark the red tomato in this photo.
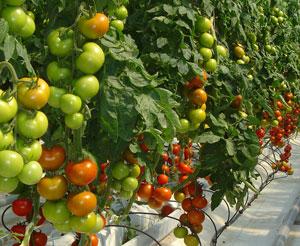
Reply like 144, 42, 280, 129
30, 231, 47, 246
179, 213, 189, 225
178, 162, 193, 174
137, 183, 154, 201
66, 159, 98, 186
153, 187, 172, 202
181, 198, 193, 212
192, 196, 208, 209
172, 144, 181, 156
38, 145, 65, 171
161, 152, 169, 162
161, 164, 170, 174
161, 204, 174, 217
12, 198, 33, 216
187, 209, 205, 225
11, 224, 26, 240
148, 197, 163, 209
157, 174, 169, 185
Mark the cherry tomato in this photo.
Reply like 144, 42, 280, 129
65, 113, 84, 130
67, 191, 97, 217
187, 209, 205, 225
60, 94, 82, 114
161, 204, 174, 217
18, 161, 43, 185
122, 177, 138, 191
37, 175, 67, 200
16, 139, 42, 162
38, 145, 65, 171
137, 183, 154, 201
42, 200, 71, 224
182, 198, 193, 211
12, 198, 32, 216
189, 109, 206, 124
66, 159, 98, 186
11, 224, 26, 240
190, 88, 207, 106
192, 196, 208, 209
30, 231, 47, 246
157, 174, 169, 185
115, 6, 128, 20
78, 13, 109, 39
110, 20, 124, 31
148, 197, 163, 209
153, 187, 172, 202
48, 86, 66, 108
0, 176, 19, 193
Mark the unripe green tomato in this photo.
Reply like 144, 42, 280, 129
4, 0, 25, 6
271, 16, 278, 25
48, 87, 66, 108
195, 16, 212, 33
18, 161, 43, 185
199, 33, 214, 48
26, 11, 35, 20
16, 139, 42, 162
54, 220, 72, 233
115, 6, 128, 20
0, 131, 14, 150
199, 47, 212, 61
216, 45, 227, 57
271, 120, 279, 126
189, 109, 206, 124
60, 94, 82, 114
205, 58, 217, 72
47, 28, 74, 57
1, 6, 26, 33
65, 113, 84, 130
122, 177, 138, 191
0, 176, 19, 193
278, 16, 284, 23
130, 164, 141, 178
0, 150, 24, 178
120, 189, 133, 199
112, 180, 122, 192
112, 162, 129, 180
237, 59, 245, 65
19, 15, 35, 38
46, 61, 72, 83
278, 10, 284, 17
0, 89, 18, 123
177, 119, 190, 133
110, 19, 124, 32
247, 74, 253, 81
252, 44, 259, 51
74, 75, 100, 101
242, 55, 250, 63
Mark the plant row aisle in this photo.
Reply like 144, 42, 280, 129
0, 0, 299, 245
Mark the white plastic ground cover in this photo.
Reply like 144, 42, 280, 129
1, 140, 300, 246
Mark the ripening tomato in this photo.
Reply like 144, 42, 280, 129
179, 213, 189, 225
0, 89, 18, 123
161, 164, 170, 174
137, 183, 154, 201
37, 175, 67, 200
192, 196, 208, 209
189, 109, 206, 124
17, 77, 50, 110
161, 204, 174, 217
66, 159, 98, 186
67, 191, 97, 217
12, 198, 32, 216
190, 89, 207, 106
184, 235, 199, 246
187, 70, 207, 89
70, 212, 98, 233
148, 197, 163, 209
38, 145, 65, 171
153, 187, 172, 202
78, 13, 109, 39
182, 198, 193, 212
123, 148, 138, 164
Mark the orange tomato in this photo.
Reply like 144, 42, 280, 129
38, 145, 65, 171
37, 175, 67, 200
67, 191, 97, 217
78, 13, 109, 39
187, 209, 205, 226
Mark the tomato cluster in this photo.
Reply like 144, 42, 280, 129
1, 0, 35, 38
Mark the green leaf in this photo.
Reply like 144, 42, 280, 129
211, 190, 224, 211
0, 19, 9, 44
157, 37, 168, 48
194, 131, 221, 144
225, 139, 236, 156
3, 35, 15, 61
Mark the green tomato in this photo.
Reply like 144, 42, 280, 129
60, 94, 82, 114
48, 87, 66, 108
265, 44, 272, 53
0, 90, 18, 123
278, 16, 284, 23
177, 119, 190, 133
70, 212, 97, 233
16, 139, 42, 162
47, 28, 74, 57
112, 162, 130, 180
18, 161, 43, 185
74, 75, 100, 101
43, 200, 71, 224
0, 176, 19, 193
115, 6, 128, 20
26, 11, 35, 20
237, 59, 245, 65
0, 131, 14, 150
16, 111, 48, 139
110, 20, 124, 32
189, 109, 206, 124
195, 16, 212, 33
199, 33, 214, 48
46, 61, 72, 83
247, 74, 254, 81
0, 150, 24, 177
54, 220, 72, 233
205, 58, 217, 72
1, 6, 26, 33
216, 45, 228, 57
242, 55, 250, 63
112, 180, 122, 192
271, 16, 278, 25
199, 47, 212, 61
271, 120, 279, 126
19, 15, 35, 38
120, 189, 133, 199
90, 214, 105, 233
4, 0, 25, 6
252, 44, 259, 51
76, 42, 105, 74
278, 10, 284, 17
122, 177, 138, 191
184, 235, 199, 246
65, 113, 84, 130
173, 226, 188, 238
130, 164, 141, 178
